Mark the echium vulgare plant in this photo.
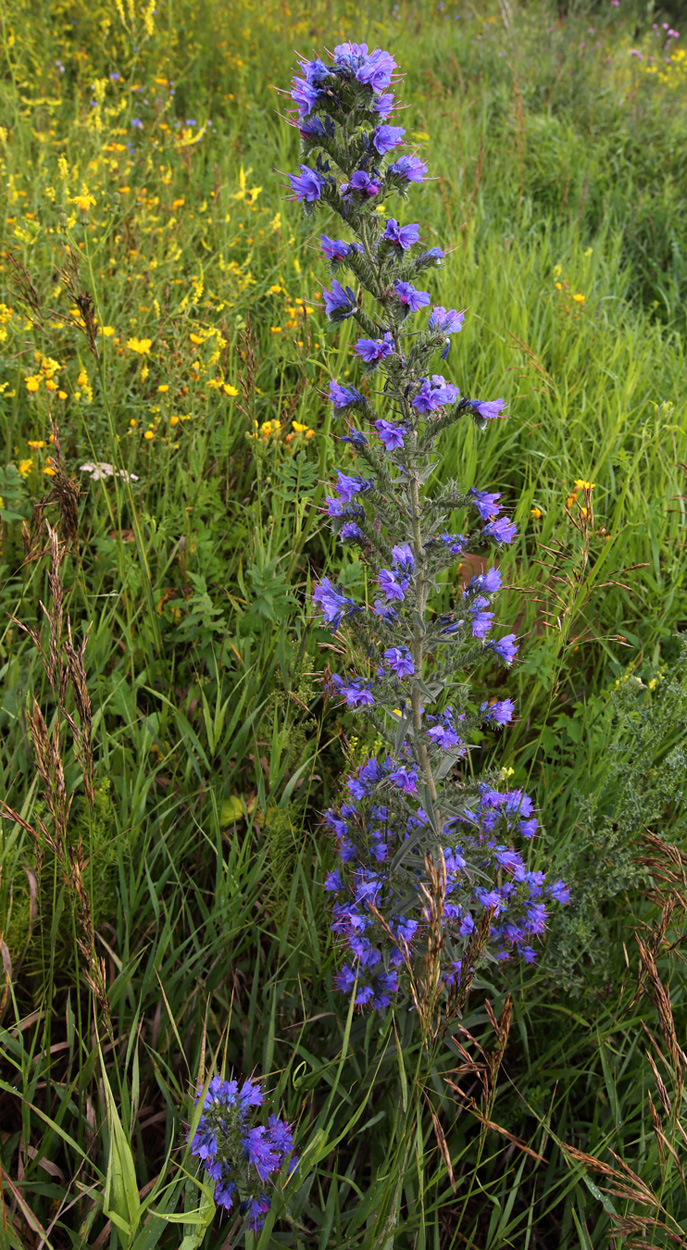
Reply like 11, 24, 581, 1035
189, 1075, 297, 1229
282, 42, 569, 1030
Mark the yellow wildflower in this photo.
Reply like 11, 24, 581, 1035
223, 384, 238, 397
127, 337, 152, 354
101, 325, 115, 337
292, 421, 310, 433
71, 188, 96, 211
270, 326, 282, 334
573, 293, 585, 304
43, 460, 57, 476
530, 507, 542, 519
158, 384, 170, 393
144, 430, 154, 440
27, 440, 46, 449
18, 459, 34, 476
25, 375, 41, 392
574, 479, 595, 491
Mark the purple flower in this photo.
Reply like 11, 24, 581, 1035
325, 870, 344, 892
340, 521, 363, 541
389, 154, 428, 182
267, 1114, 294, 1156
331, 674, 375, 707
375, 419, 406, 450
466, 567, 502, 594
384, 647, 415, 677
421, 246, 445, 264
329, 379, 365, 409
388, 766, 418, 793
243, 1126, 280, 1182
483, 516, 518, 545
342, 170, 380, 198
470, 598, 494, 639
391, 543, 414, 571
427, 724, 461, 749
383, 218, 420, 249
356, 332, 394, 363
313, 577, 359, 630
428, 306, 465, 335
440, 533, 466, 555
468, 488, 502, 520
245, 1195, 271, 1232
378, 568, 408, 601
334, 41, 370, 69
395, 280, 430, 311
548, 879, 571, 904
289, 164, 324, 202
321, 234, 351, 260
214, 1178, 237, 1211
489, 634, 519, 665
373, 124, 406, 154
323, 279, 357, 320
481, 698, 515, 726
470, 398, 507, 420
373, 598, 398, 622
335, 469, 374, 501
356, 48, 397, 91
290, 77, 321, 117
373, 92, 395, 118
412, 374, 460, 412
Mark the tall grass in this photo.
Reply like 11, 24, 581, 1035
1, 0, 686, 1245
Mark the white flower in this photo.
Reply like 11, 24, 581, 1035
79, 462, 139, 482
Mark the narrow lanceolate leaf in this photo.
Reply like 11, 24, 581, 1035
101, 1053, 141, 1243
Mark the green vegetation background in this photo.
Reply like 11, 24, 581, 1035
1, 0, 687, 1245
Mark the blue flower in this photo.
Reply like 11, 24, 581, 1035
329, 379, 366, 409
214, 1177, 237, 1211
375, 419, 406, 450
384, 647, 415, 676
321, 234, 352, 260
468, 487, 502, 519
379, 568, 408, 600
356, 48, 397, 90
481, 698, 515, 726
440, 532, 466, 555
323, 279, 357, 320
395, 280, 430, 311
244, 1195, 271, 1232
289, 164, 324, 201
469, 398, 507, 420
466, 566, 502, 594
373, 92, 395, 118
391, 542, 414, 571
334, 469, 374, 501
331, 674, 375, 706
483, 516, 517, 544
389, 154, 428, 182
428, 306, 465, 334
489, 633, 519, 665
356, 332, 394, 362
313, 577, 359, 630
412, 374, 460, 412
342, 170, 380, 199
340, 521, 364, 541
383, 218, 420, 249
373, 124, 406, 154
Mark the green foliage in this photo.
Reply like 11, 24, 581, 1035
1, 0, 686, 1246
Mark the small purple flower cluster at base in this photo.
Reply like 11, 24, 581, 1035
323, 759, 569, 1010
189, 1076, 297, 1230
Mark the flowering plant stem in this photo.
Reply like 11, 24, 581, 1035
282, 39, 569, 1025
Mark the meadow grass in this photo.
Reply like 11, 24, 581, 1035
1, 0, 687, 1245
